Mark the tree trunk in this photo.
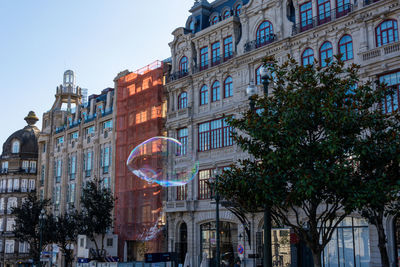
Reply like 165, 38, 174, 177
376, 218, 390, 267
311, 250, 322, 267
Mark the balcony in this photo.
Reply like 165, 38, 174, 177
211, 56, 222, 67
55, 126, 66, 134
361, 41, 400, 61
84, 114, 96, 123
0, 169, 7, 174
292, 4, 353, 36
169, 70, 189, 82
244, 34, 277, 53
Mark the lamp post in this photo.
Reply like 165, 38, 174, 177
39, 209, 47, 267
211, 167, 221, 267
246, 65, 272, 267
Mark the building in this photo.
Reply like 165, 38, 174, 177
0, 111, 40, 267
114, 61, 167, 262
164, 0, 400, 266
37, 70, 117, 263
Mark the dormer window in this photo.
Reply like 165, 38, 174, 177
223, 10, 230, 20
189, 20, 195, 32
12, 141, 20, 154
211, 16, 218, 25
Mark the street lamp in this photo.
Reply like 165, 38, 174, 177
39, 209, 47, 267
211, 167, 221, 267
247, 65, 273, 267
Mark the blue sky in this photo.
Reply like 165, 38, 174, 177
0, 0, 193, 149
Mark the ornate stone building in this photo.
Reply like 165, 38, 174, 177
164, 0, 400, 266
37, 70, 117, 262
0, 111, 40, 267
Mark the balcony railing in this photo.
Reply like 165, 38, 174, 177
0, 169, 7, 174
292, 4, 353, 36
169, 70, 189, 81
101, 108, 113, 117
244, 34, 277, 53
211, 56, 222, 67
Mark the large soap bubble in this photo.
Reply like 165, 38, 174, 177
127, 136, 199, 186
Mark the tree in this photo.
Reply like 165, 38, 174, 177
78, 179, 114, 261
215, 55, 379, 267
349, 83, 400, 267
12, 194, 53, 265
54, 212, 80, 267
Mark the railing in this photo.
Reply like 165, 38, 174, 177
363, 0, 382, 6
223, 51, 234, 61
169, 70, 189, 81
101, 108, 113, 117
55, 126, 66, 134
69, 121, 80, 129
0, 169, 7, 174
21, 168, 36, 174
244, 34, 277, 53
85, 114, 96, 123
361, 41, 400, 61
292, 4, 353, 36
211, 56, 222, 67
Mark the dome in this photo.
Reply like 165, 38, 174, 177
1, 111, 40, 158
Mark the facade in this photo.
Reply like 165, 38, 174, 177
0, 111, 40, 267
37, 71, 117, 262
164, 0, 400, 267
114, 61, 167, 262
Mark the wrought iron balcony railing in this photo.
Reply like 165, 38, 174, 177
244, 34, 277, 53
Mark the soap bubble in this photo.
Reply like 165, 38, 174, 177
127, 136, 199, 186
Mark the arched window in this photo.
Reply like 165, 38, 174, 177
179, 56, 188, 75
189, 20, 195, 32
376, 19, 399, 47
235, 4, 242, 16
256, 21, 274, 47
178, 92, 188, 110
319, 41, 333, 67
211, 16, 218, 25
12, 141, 20, 154
302, 48, 314, 66
212, 81, 220, 102
339, 35, 354, 61
223, 10, 230, 19
200, 85, 208, 106
224, 76, 233, 98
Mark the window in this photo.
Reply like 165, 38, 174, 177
69, 155, 76, 180
1, 162, 8, 173
178, 92, 188, 110
7, 198, 17, 213
29, 180, 35, 191
256, 21, 274, 47
107, 238, 113, 247
302, 48, 314, 66
102, 147, 111, 173
22, 161, 29, 172
55, 185, 61, 208
200, 85, 209, 106
21, 179, 27, 192
300, 2, 313, 31
7, 179, 12, 193
177, 128, 188, 156
5, 240, 14, 254
336, 0, 351, 18
198, 169, 211, 199
321, 217, 370, 266
0, 219, 3, 231
13, 179, 19, 191
85, 126, 95, 136
189, 20, 195, 32
224, 76, 233, 98
40, 165, 45, 186
12, 141, 19, 153
69, 183, 76, 203
211, 16, 218, 25
29, 161, 36, 173
223, 36, 233, 60
317, 0, 331, 25
198, 118, 233, 151
380, 71, 400, 113
235, 4, 242, 16
200, 47, 209, 70
339, 35, 354, 61
19, 241, 29, 253
319, 41, 333, 67
211, 42, 221, 66
103, 120, 113, 130
212, 81, 220, 102
179, 56, 188, 75
56, 136, 64, 145
222, 10, 230, 19
56, 159, 62, 182
176, 184, 187, 200
376, 19, 399, 47
85, 151, 92, 177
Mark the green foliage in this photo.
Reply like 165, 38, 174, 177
12, 193, 52, 264
215, 55, 381, 266
78, 179, 114, 260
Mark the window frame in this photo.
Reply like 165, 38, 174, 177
317, 0, 331, 25
235, 4, 242, 16
211, 16, 218, 25
224, 76, 233, 98
379, 70, 400, 114
198, 169, 212, 200
198, 117, 234, 152
256, 20, 274, 48
177, 128, 188, 156
178, 91, 188, 110
200, 46, 209, 71
179, 56, 188, 75
300, 1, 313, 31
12, 141, 20, 154
222, 10, 230, 19
211, 42, 221, 66
302, 48, 314, 66
376, 19, 399, 47
336, 0, 351, 18
223, 36, 233, 60
200, 85, 209, 106
319, 41, 333, 67
211, 81, 220, 102
176, 184, 188, 201
338, 35, 354, 61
